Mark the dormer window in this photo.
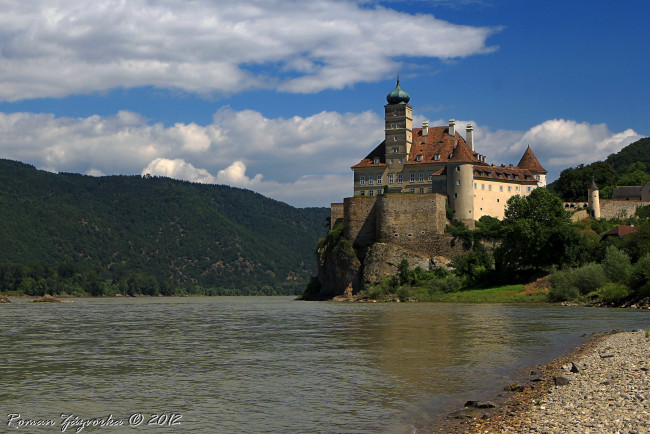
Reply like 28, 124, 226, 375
373, 157, 380, 164
433, 154, 440, 161
416, 155, 422, 162
393, 147, 398, 153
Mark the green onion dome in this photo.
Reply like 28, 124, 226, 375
386, 79, 410, 104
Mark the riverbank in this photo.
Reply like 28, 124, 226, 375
440, 330, 650, 432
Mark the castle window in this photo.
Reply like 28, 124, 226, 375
410, 188, 415, 193
497, 198, 500, 202
410, 173, 415, 183
360, 191, 365, 196
369, 176, 374, 185
456, 180, 461, 186
373, 157, 380, 164
369, 190, 374, 197
389, 159, 393, 164
454, 193, 458, 198
398, 174, 403, 183
527, 187, 532, 192
488, 185, 492, 191
377, 175, 382, 185
456, 167, 461, 172
508, 186, 512, 192
516, 186, 519, 191
360, 176, 365, 185
428, 187, 433, 193
399, 159, 402, 164
474, 183, 477, 189
500, 186, 503, 192
393, 147, 398, 153
536, 175, 540, 181
416, 155, 422, 162
481, 184, 485, 190
393, 137, 397, 141
419, 173, 424, 182
389, 174, 394, 184
434, 154, 440, 161
377, 189, 382, 196
419, 188, 424, 194
428, 172, 433, 181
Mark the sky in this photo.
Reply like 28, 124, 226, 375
0, 0, 648, 208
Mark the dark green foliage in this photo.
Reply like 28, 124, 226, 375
548, 263, 608, 301
0, 159, 329, 295
549, 161, 618, 201
548, 138, 650, 201
605, 138, 650, 173
602, 246, 632, 284
619, 221, 650, 262
599, 283, 630, 303
495, 188, 587, 274
629, 253, 650, 295
635, 205, 650, 220
427, 274, 462, 293
450, 245, 493, 286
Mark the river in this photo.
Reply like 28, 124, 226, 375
1, 297, 649, 432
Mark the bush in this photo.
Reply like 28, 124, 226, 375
548, 284, 580, 302
428, 275, 462, 294
630, 253, 650, 295
599, 283, 630, 303
548, 269, 580, 302
602, 246, 632, 284
396, 285, 411, 301
571, 263, 608, 295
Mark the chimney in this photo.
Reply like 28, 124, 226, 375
422, 121, 429, 136
466, 124, 474, 151
448, 119, 455, 136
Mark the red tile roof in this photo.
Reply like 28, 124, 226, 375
352, 126, 478, 168
517, 145, 547, 173
352, 125, 545, 181
603, 225, 638, 238
472, 165, 538, 183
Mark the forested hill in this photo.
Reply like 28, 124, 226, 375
0, 159, 329, 296
549, 137, 650, 201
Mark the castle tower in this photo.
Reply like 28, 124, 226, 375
588, 178, 601, 219
384, 77, 413, 174
446, 140, 476, 225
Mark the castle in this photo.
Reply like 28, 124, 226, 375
332, 79, 547, 230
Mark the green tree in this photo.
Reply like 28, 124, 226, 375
495, 188, 587, 274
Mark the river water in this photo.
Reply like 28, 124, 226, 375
1, 297, 649, 433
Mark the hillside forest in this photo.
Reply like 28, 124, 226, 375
0, 160, 329, 296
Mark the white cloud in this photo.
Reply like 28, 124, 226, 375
455, 119, 642, 181
0, 109, 641, 207
0, 0, 499, 101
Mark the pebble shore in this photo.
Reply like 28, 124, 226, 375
442, 330, 650, 433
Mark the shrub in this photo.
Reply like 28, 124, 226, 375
396, 285, 411, 301
548, 269, 580, 302
428, 275, 462, 294
599, 283, 630, 303
602, 246, 632, 284
571, 263, 608, 295
630, 253, 650, 295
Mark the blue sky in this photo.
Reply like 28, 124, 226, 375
0, 0, 648, 207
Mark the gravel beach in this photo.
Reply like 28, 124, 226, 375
441, 330, 650, 433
